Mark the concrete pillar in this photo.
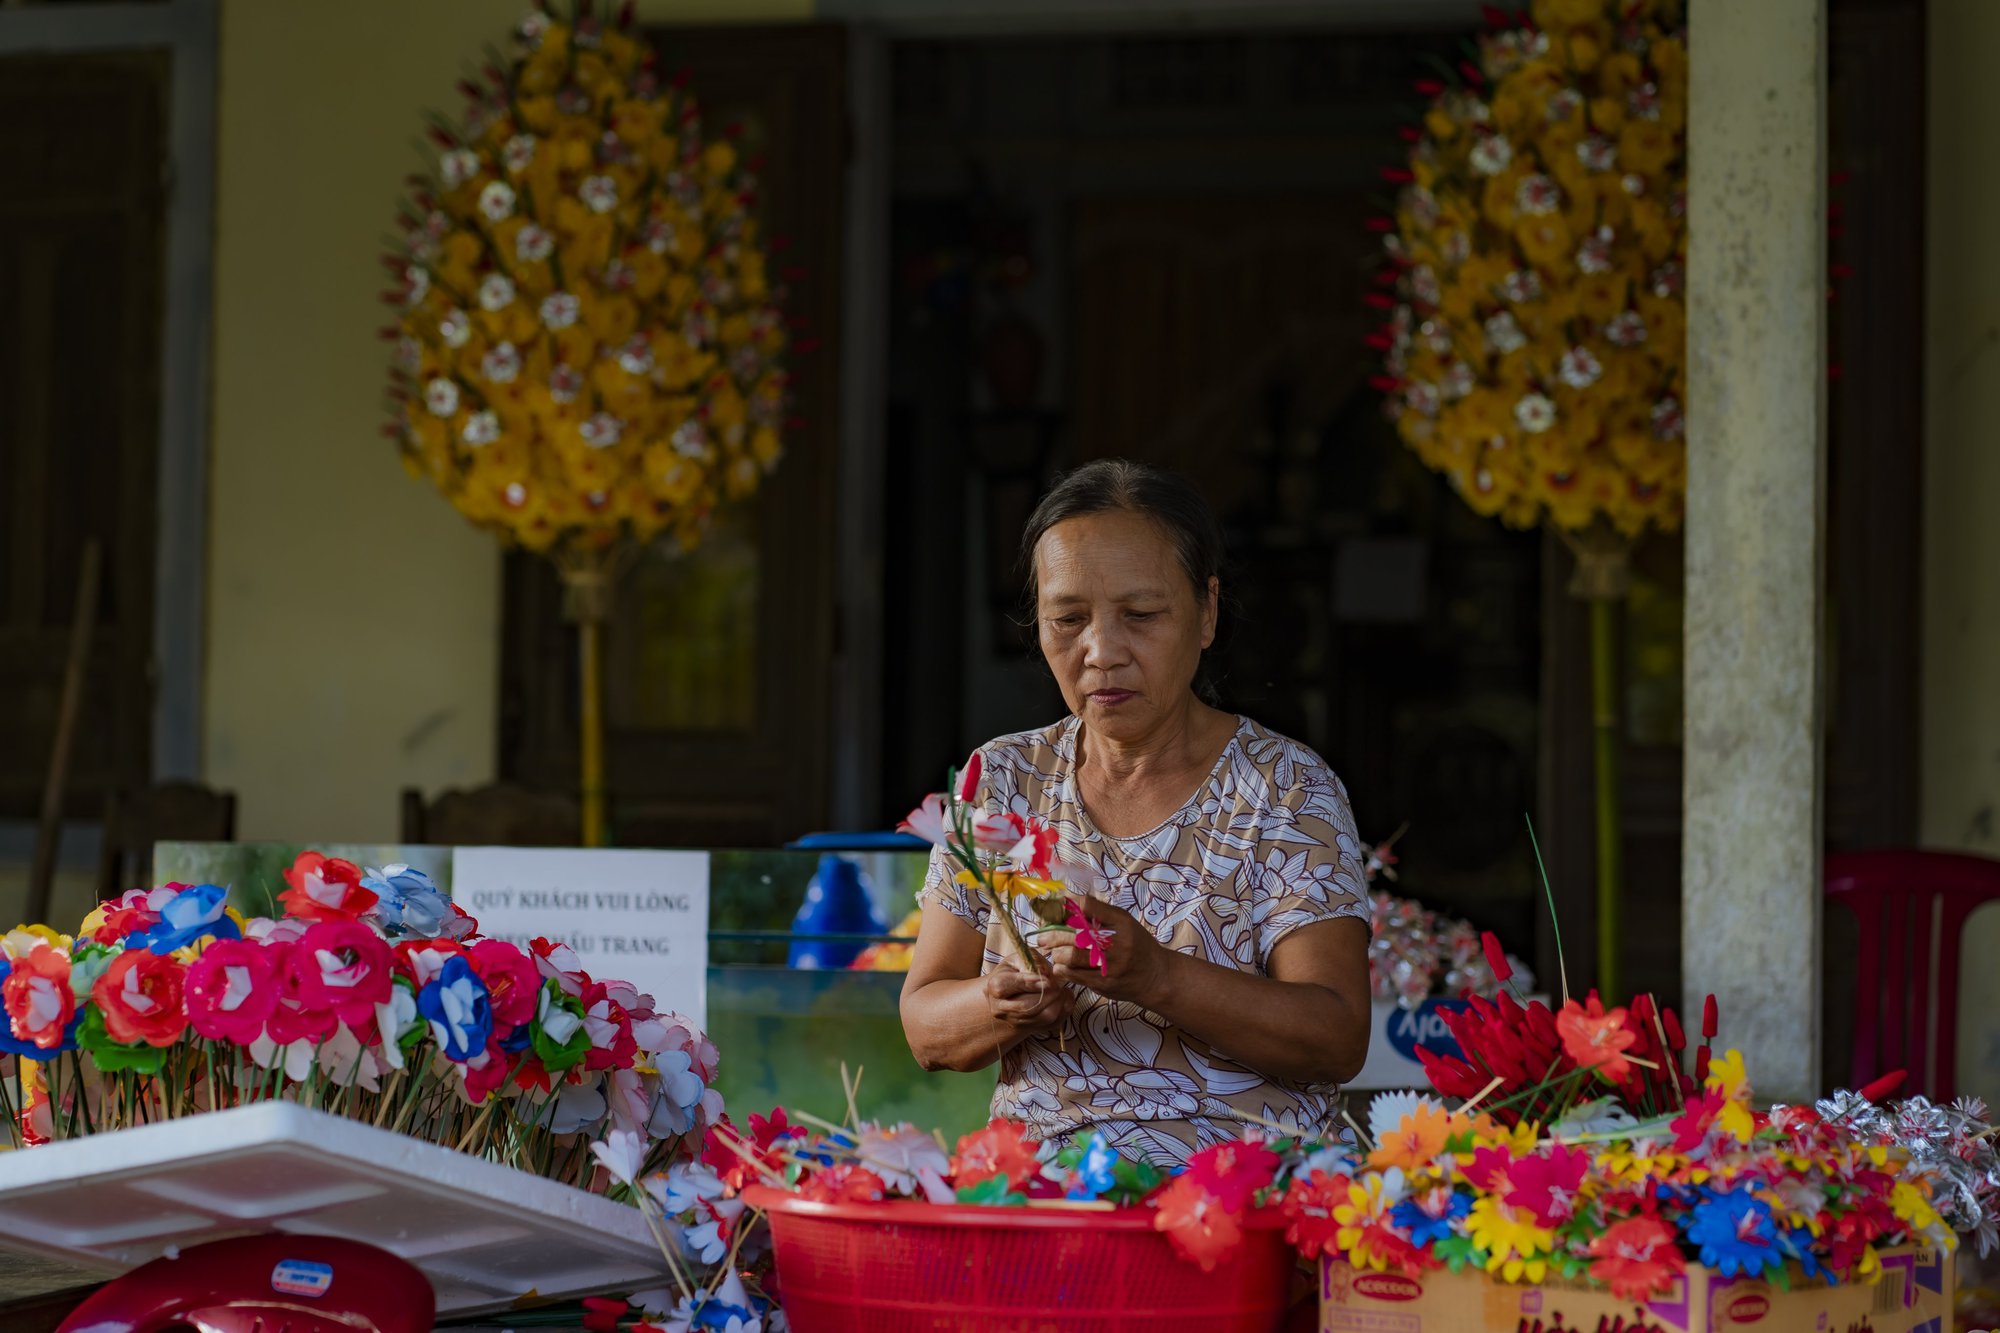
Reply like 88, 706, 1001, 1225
1683, 0, 1828, 1105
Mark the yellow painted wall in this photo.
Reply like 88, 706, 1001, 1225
206, 0, 813, 843
1926, 0, 2000, 1109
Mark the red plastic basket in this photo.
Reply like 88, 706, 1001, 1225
744, 1186, 1296, 1333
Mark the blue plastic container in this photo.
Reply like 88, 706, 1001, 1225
787, 854, 889, 969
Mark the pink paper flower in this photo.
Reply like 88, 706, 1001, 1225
1504, 1144, 1590, 1226
469, 938, 541, 1030
1063, 899, 1110, 969
186, 938, 280, 1045
286, 921, 394, 1030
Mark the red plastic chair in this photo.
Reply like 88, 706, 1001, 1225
1824, 849, 2000, 1102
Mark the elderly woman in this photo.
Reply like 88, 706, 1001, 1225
900, 459, 1372, 1168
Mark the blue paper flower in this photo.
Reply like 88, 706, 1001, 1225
362, 864, 456, 939
416, 956, 494, 1061
1393, 1190, 1473, 1246
129, 883, 240, 955
1682, 1186, 1781, 1277
1066, 1132, 1118, 1201
795, 1130, 857, 1167
1776, 1225, 1836, 1284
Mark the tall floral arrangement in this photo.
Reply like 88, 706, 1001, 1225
1371, 0, 1688, 997
383, 3, 790, 844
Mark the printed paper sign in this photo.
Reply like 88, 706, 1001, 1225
450, 847, 711, 1027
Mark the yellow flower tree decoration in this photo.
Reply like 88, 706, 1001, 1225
1376, 0, 1687, 997
384, 4, 789, 845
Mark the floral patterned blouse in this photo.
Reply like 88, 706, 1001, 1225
922, 713, 1371, 1168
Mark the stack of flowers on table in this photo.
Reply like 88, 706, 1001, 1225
0, 852, 754, 1318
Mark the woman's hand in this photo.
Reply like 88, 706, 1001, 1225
1041, 895, 1172, 1008
983, 957, 1074, 1038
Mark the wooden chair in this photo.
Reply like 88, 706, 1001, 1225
96, 782, 237, 901
1825, 849, 2000, 1102
400, 782, 581, 847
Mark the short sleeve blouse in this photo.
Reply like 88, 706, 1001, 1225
921, 713, 1370, 1168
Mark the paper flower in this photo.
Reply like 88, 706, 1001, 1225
417, 955, 495, 1061
1556, 994, 1638, 1083
857, 1123, 951, 1196
1062, 899, 1110, 970
91, 949, 190, 1047
1281, 1169, 1353, 1260
796, 1164, 886, 1206
1153, 1175, 1244, 1273
361, 864, 465, 940
1392, 1186, 1472, 1246
1587, 1215, 1686, 1300
1369, 1100, 1452, 1174
2, 944, 78, 1053
1464, 1195, 1555, 1283
1703, 1048, 1756, 1142
1066, 1131, 1118, 1201
184, 938, 278, 1044
949, 1118, 1039, 1191
1503, 1144, 1590, 1227
1682, 1186, 1780, 1277
280, 852, 378, 923
287, 921, 395, 1030
1336, 1170, 1432, 1277
127, 883, 240, 955
468, 938, 541, 1030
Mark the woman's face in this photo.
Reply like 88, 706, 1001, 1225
1034, 509, 1218, 741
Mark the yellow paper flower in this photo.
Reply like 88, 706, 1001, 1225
1380, 0, 1686, 540
1465, 1195, 1555, 1283
387, 5, 788, 560
1703, 1047, 1756, 1143
2, 925, 70, 961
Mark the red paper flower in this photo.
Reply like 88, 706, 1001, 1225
93, 950, 190, 1048
1280, 1169, 1351, 1260
393, 938, 471, 988
1063, 899, 1110, 970
1671, 1090, 1722, 1153
286, 921, 393, 1029
461, 1038, 514, 1104
1588, 1215, 1686, 1300
1153, 1175, 1244, 1273
1556, 994, 1638, 1083
950, 1118, 1039, 1190
92, 889, 162, 945
2, 945, 76, 1050
797, 1164, 886, 1205
263, 941, 337, 1046
1504, 1144, 1590, 1226
1480, 930, 1512, 983
468, 938, 541, 1029
185, 938, 279, 1045
280, 852, 378, 922
1187, 1139, 1281, 1211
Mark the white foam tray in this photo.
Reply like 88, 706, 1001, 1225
0, 1101, 663, 1315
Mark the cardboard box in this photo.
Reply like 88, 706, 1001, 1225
1322, 1243, 1954, 1333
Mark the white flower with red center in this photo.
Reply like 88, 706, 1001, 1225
515, 225, 554, 264
683, 308, 717, 348
1484, 311, 1528, 356
478, 181, 516, 223
1473, 468, 1497, 495
1410, 264, 1443, 308
617, 336, 655, 376
1558, 346, 1603, 390
1577, 227, 1616, 275
1628, 81, 1662, 121
503, 133, 538, 174
1470, 134, 1514, 176
730, 345, 764, 381
603, 259, 636, 291
667, 170, 703, 211
482, 342, 521, 384
1651, 397, 1685, 441
438, 307, 471, 348
424, 378, 460, 417
461, 411, 501, 447
1442, 362, 1476, 400
549, 364, 582, 404
1605, 311, 1648, 347
1577, 136, 1617, 172
1623, 173, 1647, 197
1403, 380, 1441, 418
642, 219, 676, 255
540, 292, 580, 329
478, 274, 515, 311
580, 174, 619, 214
403, 265, 429, 306
1501, 268, 1544, 304
518, 11, 548, 43
1419, 319, 1452, 355
439, 149, 481, 189
1515, 174, 1561, 217
392, 336, 420, 374
579, 413, 624, 449
1650, 261, 1684, 299
1546, 88, 1583, 123
1514, 393, 1557, 434
1406, 186, 1440, 230
556, 85, 592, 116
502, 482, 528, 509
598, 130, 631, 165
672, 420, 711, 459
1443, 230, 1471, 266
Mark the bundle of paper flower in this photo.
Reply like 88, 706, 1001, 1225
1366, 892, 1533, 1010
0, 853, 719, 1193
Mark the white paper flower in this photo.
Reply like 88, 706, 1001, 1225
671, 420, 711, 459
1546, 88, 1584, 123
424, 378, 459, 417
540, 292, 580, 329
478, 274, 515, 311
478, 181, 516, 223
579, 412, 624, 449
1651, 396, 1685, 441
461, 411, 501, 447
438, 307, 472, 348
1605, 311, 1648, 347
1501, 268, 1544, 304
392, 336, 421, 374
503, 482, 528, 508
503, 133, 538, 174
515, 224, 554, 264
603, 259, 636, 291
1622, 172, 1647, 197
1484, 311, 1528, 356
1558, 346, 1603, 390
580, 174, 619, 214
1628, 81, 1662, 121
643, 219, 677, 255
590, 1128, 647, 1187
1514, 393, 1557, 434
439, 148, 481, 189
1409, 264, 1442, 308
1405, 185, 1440, 230
1403, 380, 1441, 417
403, 265, 430, 307
481, 342, 521, 384
616, 336, 654, 375
550, 364, 582, 404
1442, 361, 1476, 400
1470, 134, 1514, 176
1576, 135, 1617, 172
1577, 226, 1616, 275
1515, 174, 1561, 216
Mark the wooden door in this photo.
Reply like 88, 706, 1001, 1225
0, 51, 167, 819
499, 25, 846, 848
